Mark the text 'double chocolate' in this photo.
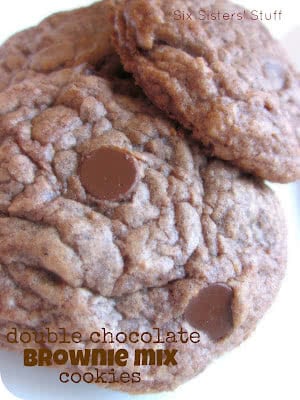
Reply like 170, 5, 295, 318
79, 146, 139, 201
184, 283, 233, 341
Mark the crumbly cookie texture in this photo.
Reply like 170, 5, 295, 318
0, 0, 118, 91
113, 0, 300, 183
0, 71, 286, 392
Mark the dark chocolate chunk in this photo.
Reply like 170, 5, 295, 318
184, 283, 233, 341
79, 146, 138, 201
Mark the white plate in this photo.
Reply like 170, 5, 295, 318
0, 1, 299, 399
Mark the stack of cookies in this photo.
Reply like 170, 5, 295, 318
0, 0, 298, 393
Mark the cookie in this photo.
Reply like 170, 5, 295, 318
0, 0, 118, 91
113, 0, 300, 183
0, 70, 286, 393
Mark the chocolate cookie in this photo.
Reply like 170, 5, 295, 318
0, 70, 286, 392
113, 0, 300, 183
0, 0, 118, 91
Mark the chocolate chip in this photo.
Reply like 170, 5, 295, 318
79, 146, 139, 201
184, 283, 233, 341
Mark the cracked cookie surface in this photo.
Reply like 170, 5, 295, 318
0, 69, 286, 392
0, 0, 117, 91
113, 0, 300, 183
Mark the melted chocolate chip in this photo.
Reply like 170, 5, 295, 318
79, 146, 138, 201
184, 283, 233, 341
